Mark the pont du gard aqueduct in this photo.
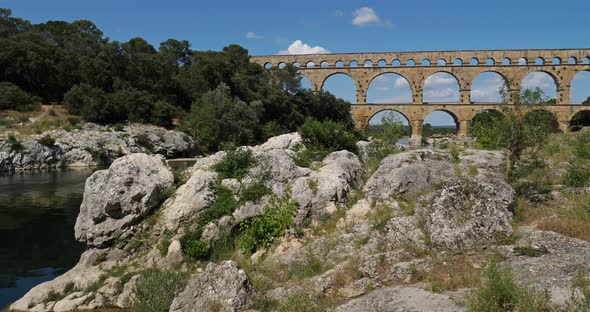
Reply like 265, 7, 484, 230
251, 48, 590, 140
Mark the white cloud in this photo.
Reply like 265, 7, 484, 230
246, 32, 263, 40
335, 10, 344, 17
394, 77, 410, 89
373, 95, 413, 104
522, 72, 555, 90
352, 7, 380, 26
424, 87, 459, 102
424, 74, 458, 87
278, 40, 330, 55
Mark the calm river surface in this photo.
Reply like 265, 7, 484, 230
0, 170, 93, 310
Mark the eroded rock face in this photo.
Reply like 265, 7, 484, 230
0, 123, 196, 172
75, 153, 174, 247
364, 150, 455, 202
416, 177, 514, 251
169, 261, 252, 312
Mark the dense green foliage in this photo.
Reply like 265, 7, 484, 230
0, 9, 353, 152
133, 269, 188, 312
467, 261, 552, 312
37, 135, 55, 147
0, 81, 38, 111
212, 149, 256, 180
295, 119, 358, 166
239, 189, 298, 254
421, 123, 457, 138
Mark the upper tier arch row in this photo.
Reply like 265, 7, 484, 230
251, 48, 590, 69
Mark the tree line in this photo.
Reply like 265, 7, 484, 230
0, 8, 353, 152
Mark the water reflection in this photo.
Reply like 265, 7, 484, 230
0, 170, 92, 309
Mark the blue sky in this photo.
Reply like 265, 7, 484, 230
3, 0, 590, 126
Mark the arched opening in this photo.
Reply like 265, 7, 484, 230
521, 71, 557, 101
300, 74, 312, 90
422, 110, 459, 138
320, 61, 329, 68
367, 110, 412, 143
278, 62, 286, 69
523, 109, 559, 132
306, 61, 315, 69
335, 61, 344, 68
486, 58, 495, 65
423, 72, 460, 103
392, 59, 401, 67
569, 57, 577, 64
518, 58, 527, 65
535, 57, 545, 65
422, 59, 431, 66
293, 62, 301, 68
570, 111, 590, 131
364, 60, 373, 67
502, 57, 511, 65
584, 57, 590, 64
552, 57, 561, 65
349, 60, 359, 67
437, 59, 447, 66
471, 72, 507, 103
407, 59, 416, 66
470, 58, 479, 65
453, 58, 463, 66
367, 73, 413, 104
470, 109, 505, 148
571, 70, 590, 104
264, 62, 273, 69
377, 59, 387, 67
322, 73, 357, 103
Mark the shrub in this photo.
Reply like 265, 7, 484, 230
299, 118, 358, 155
37, 135, 55, 147
449, 144, 461, 164
0, 82, 38, 111
180, 237, 209, 260
239, 189, 298, 254
574, 133, 590, 159
467, 261, 552, 312
563, 162, 590, 187
240, 180, 271, 203
7, 134, 22, 150
134, 133, 154, 151
64, 84, 126, 124
213, 149, 255, 180
133, 270, 188, 312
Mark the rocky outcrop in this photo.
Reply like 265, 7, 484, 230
0, 123, 196, 172
169, 261, 252, 312
75, 153, 174, 247
335, 286, 464, 312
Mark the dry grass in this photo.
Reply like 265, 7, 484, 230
331, 258, 362, 290
412, 255, 484, 293
0, 105, 79, 136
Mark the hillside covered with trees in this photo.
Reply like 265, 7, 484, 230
0, 8, 352, 152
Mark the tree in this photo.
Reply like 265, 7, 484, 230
583, 96, 590, 105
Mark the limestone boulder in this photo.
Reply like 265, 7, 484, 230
169, 261, 253, 312
75, 153, 174, 247
416, 176, 514, 251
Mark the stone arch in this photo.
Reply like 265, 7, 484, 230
570, 110, 590, 131
518, 57, 527, 65
535, 57, 545, 65
320, 61, 329, 68
335, 61, 344, 68
568, 57, 577, 64
423, 71, 461, 103
502, 57, 511, 65
321, 72, 357, 103
377, 59, 387, 67
470, 57, 480, 65
521, 71, 558, 100
471, 71, 508, 103
306, 61, 315, 68
293, 62, 301, 68
349, 60, 359, 67
407, 59, 416, 66
392, 59, 401, 66
299, 74, 313, 90
364, 60, 373, 67
422, 110, 460, 137
264, 62, 273, 69
486, 58, 495, 65
584, 57, 590, 64
422, 59, 431, 66
367, 73, 413, 104
524, 109, 559, 131
366, 109, 413, 136
453, 58, 463, 66
437, 58, 447, 66
570, 70, 590, 104
552, 57, 561, 65
278, 62, 286, 69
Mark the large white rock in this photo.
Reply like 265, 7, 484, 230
75, 153, 174, 247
